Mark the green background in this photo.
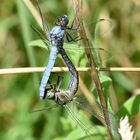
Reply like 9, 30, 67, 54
0, 0, 140, 140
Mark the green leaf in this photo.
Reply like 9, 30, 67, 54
116, 94, 140, 117
28, 39, 49, 50
28, 39, 89, 66
100, 73, 112, 89
111, 72, 136, 92
65, 126, 107, 140
28, 39, 80, 51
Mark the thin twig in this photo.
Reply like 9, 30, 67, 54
72, 0, 113, 139
0, 67, 87, 75
97, 67, 140, 72
0, 67, 140, 75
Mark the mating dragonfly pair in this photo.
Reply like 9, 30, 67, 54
32, 0, 116, 139
37, 13, 101, 103
36, 11, 79, 104
36, 4, 105, 103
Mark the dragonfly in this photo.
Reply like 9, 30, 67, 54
34, 0, 80, 100
44, 39, 79, 105
32, 1, 117, 138
33, 2, 111, 99
35, 74, 118, 140
40, 34, 116, 139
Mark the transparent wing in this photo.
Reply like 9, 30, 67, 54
64, 44, 112, 67
66, 18, 113, 67
36, 0, 50, 39
29, 38, 112, 68
72, 95, 120, 139
30, 104, 58, 113
31, 9, 113, 67
64, 104, 108, 140
31, 101, 111, 139
68, 17, 113, 37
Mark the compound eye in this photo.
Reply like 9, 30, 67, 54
63, 16, 69, 25
47, 91, 55, 99
57, 16, 61, 22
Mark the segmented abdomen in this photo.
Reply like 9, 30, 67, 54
39, 46, 58, 99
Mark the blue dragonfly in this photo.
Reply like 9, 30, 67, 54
38, 32, 117, 139
44, 38, 79, 105
34, 0, 81, 100
31, 1, 117, 138
33, 0, 112, 100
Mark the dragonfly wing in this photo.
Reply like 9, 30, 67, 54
63, 43, 112, 67
31, 26, 50, 50
36, 0, 50, 39
74, 97, 119, 136
30, 104, 58, 113
64, 104, 96, 140
64, 103, 110, 140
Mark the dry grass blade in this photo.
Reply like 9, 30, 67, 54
72, 0, 114, 139
0, 67, 88, 75
23, 0, 50, 39
23, 0, 43, 30
0, 67, 140, 75
35, 0, 50, 39
118, 116, 136, 140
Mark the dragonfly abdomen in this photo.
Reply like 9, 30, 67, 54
39, 46, 58, 99
57, 46, 79, 98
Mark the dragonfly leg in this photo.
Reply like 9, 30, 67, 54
66, 15, 80, 31
44, 74, 63, 92
66, 31, 88, 42
48, 80, 54, 89
67, 22, 80, 31
56, 75, 64, 90
44, 79, 57, 99
42, 80, 53, 99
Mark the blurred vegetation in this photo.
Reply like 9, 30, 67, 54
0, 0, 140, 140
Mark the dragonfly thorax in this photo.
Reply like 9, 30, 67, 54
55, 91, 73, 105
50, 26, 65, 46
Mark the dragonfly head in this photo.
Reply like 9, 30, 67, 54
56, 15, 69, 28
54, 90, 73, 105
